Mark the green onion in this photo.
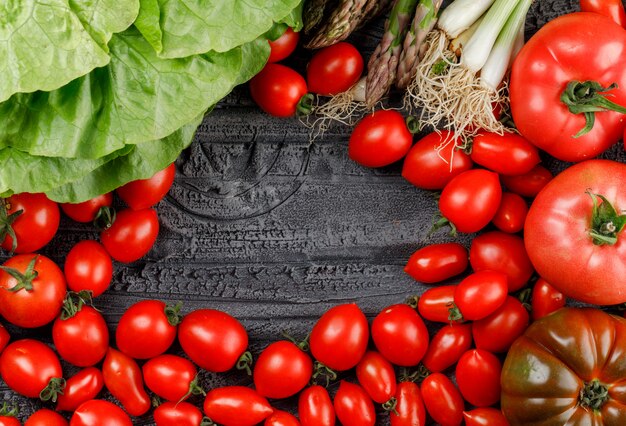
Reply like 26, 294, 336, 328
437, 0, 496, 38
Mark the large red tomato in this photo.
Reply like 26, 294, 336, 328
525, 160, 626, 304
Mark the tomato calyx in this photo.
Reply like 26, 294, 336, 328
235, 351, 254, 376
405, 116, 422, 134
447, 302, 465, 322
297, 94, 315, 116
405, 295, 420, 309
430, 216, 458, 238
382, 396, 399, 415
179, 374, 206, 403
0, 255, 38, 292
561, 81, 626, 137
39, 377, 66, 403
0, 200, 23, 254
60, 290, 94, 320
311, 361, 338, 387
281, 331, 310, 352
200, 417, 215, 426
0, 402, 18, 417
579, 379, 610, 411
399, 365, 431, 383
93, 206, 116, 231
587, 191, 626, 245
164, 301, 183, 326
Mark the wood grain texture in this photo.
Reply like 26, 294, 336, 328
2, 0, 621, 424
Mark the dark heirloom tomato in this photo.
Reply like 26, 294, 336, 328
502, 308, 626, 425
299, 385, 335, 426
390, 382, 426, 426
404, 243, 468, 284
70, 400, 132, 426
254, 340, 313, 399
470, 132, 540, 176
421, 323, 472, 373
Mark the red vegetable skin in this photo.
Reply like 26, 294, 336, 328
0, 324, 9, 354
402, 131, 473, 190
355, 351, 397, 404
299, 385, 336, 426
56, 367, 104, 412
53, 306, 109, 367
421, 323, 473, 373
153, 401, 204, 426
463, 408, 510, 426
580, 0, 626, 28
250, 64, 308, 117
64, 240, 113, 297
70, 400, 132, 426
1, 193, 60, 254
418, 285, 457, 323
265, 410, 301, 426
61, 193, 113, 223
307, 42, 364, 96
253, 340, 313, 399
371, 304, 429, 366
501, 165, 553, 198
455, 349, 502, 407
0, 416, 20, 426
25, 409, 68, 426
492, 192, 528, 233
390, 381, 426, 426
349, 110, 413, 168
470, 132, 540, 176
333, 381, 376, 426
453, 270, 508, 321
203, 386, 273, 426
116, 163, 176, 210
102, 347, 151, 417
421, 373, 464, 426
142, 355, 200, 402
472, 296, 530, 353
404, 243, 468, 284
531, 278, 566, 320
268, 28, 300, 63
100, 208, 159, 263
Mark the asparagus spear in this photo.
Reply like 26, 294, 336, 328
396, 0, 444, 89
366, 0, 419, 108
358, 0, 395, 27
303, 0, 335, 34
304, 0, 369, 49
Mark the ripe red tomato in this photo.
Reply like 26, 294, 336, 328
298, 385, 335, 426
102, 347, 151, 417
0, 254, 66, 328
463, 408, 509, 426
153, 402, 203, 426
453, 271, 508, 321
0, 339, 63, 400
470, 132, 540, 176
203, 386, 273, 426
268, 27, 300, 63
455, 349, 502, 407
421, 323, 473, 373
492, 192, 528, 233
250, 64, 308, 117
1, 193, 59, 253
310, 303, 369, 371
116, 163, 176, 210
0, 324, 9, 354
70, 400, 132, 426
25, 409, 68, 426
53, 305, 109, 367
421, 373, 464, 426
64, 240, 112, 297
143, 354, 201, 402
307, 42, 364, 96
371, 304, 429, 366
404, 243, 468, 284
0, 410, 20, 426
402, 131, 473, 190
56, 367, 104, 412
100, 208, 159, 263
61, 193, 113, 223
349, 110, 413, 168
501, 164, 553, 198
356, 351, 396, 404
581, 0, 626, 27
531, 278, 566, 321
265, 410, 301, 426
469, 231, 534, 292
417, 285, 457, 323
472, 296, 529, 353
178, 309, 249, 372
254, 341, 313, 399
390, 381, 426, 426
333, 381, 376, 426
439, 169, 502, 234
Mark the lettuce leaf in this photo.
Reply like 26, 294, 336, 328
0, 0, 139, 103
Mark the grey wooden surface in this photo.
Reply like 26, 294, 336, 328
3, 0, 616, 424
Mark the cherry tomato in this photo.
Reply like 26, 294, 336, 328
501, 164, 553, 198
61, 193, 113, 223
0, 254, 66, 328
268, 28, 300, 63
333, 381, 376, 426
203, 386, 273, 426
492, 192, 528, 233
70, 400, 132, 426
254, 340, 313, 399
531, 278, 566, 321
116, 163, 176, 210
349, 110, 413, 168
116, 299, 178, 359
154, 402, 203, 426
472, 296, 530, 353
417, 285, 457, 323
0, 339, 63, 400
178, 309, 249, 373
371, 304, 429, 366
250, 64, 308, 117
64, 241, 113, 297
421, 323, 473, 373
56, 367, 104, 412
420, 373, 464, 426
102, 347, 151, 417
265, 410, 301, 426
404, 243, 468, 284
53, 305, 109, 367
310, 303, 368, 371
439, 169, 502, 234
470, 231, 534, 292
470, 132, 540, 176
307, 42, 364, 96
25, 409, 68, 426
1, 193, 59, 254
463, 408, 510, 426
455, 349, 501, 407
0, 410, 20, 426
143, 354, 201, 402
100, 208, 159, 263
356, 351, 396, 404
299, 385, 335, 426
0, 324, 9, 354
390, 381, 426, 426
453, 271, 508, 321
402, 131, 473, 190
